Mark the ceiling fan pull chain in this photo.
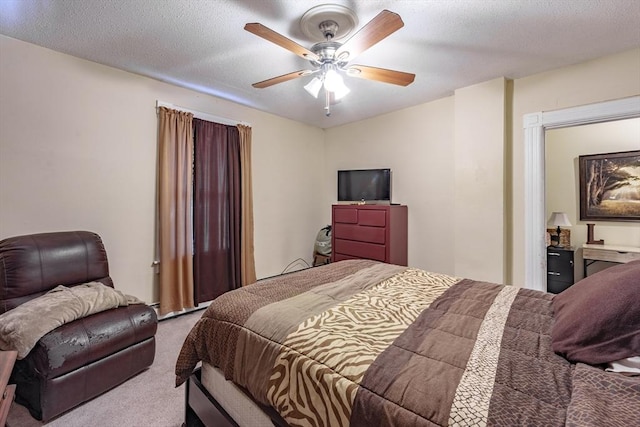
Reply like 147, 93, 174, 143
324, 90, 331, 117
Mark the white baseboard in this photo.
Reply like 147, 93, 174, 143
150, 301, 211, 321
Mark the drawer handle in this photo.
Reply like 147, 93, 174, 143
548, 272, 561, 276
548, 252, 561, 256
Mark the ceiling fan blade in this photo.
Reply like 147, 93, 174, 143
252, 70, 311, 89
336, 10, 404, 61
245, 23, 320, 61
347, 65, 415, 86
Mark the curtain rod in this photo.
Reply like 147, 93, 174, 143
156, 100, 251, 127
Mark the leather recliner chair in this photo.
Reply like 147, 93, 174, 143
0, 231, 158, 421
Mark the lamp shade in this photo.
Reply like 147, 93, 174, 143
548, 212, 571, 227
331, 79, 350, 100
323, 67, 350, 99
323, 68, 342, 92
304, 77, 322, 98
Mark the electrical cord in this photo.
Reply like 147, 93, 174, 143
281, 258, 311, 274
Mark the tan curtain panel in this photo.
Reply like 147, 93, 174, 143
157, 107, 195, 315
238, 124, 257, 285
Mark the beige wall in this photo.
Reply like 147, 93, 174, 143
325, 49, 639, 286
324, 97, 457, 275
324, 78, 507, 283
0, 35, 325, 303
511, 48, 640, 285
453, 78, 507, 283
2, 35, 639, 300
546, 118, 640, 280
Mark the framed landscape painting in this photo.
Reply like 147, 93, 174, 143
579, 150, 640, 222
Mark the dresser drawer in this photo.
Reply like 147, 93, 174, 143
333, 223, 385, 244
334, 238, 386, 262
547, 247, 574, 293
547, 251, 572, 276
547, 279, 573, 294
333, 253, 359, 262
333, 208, 358, 224
358, 210, 386, 227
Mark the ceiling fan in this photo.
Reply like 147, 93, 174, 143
245, 5, 415, 116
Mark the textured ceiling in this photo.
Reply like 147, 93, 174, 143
1, 0, 639, 128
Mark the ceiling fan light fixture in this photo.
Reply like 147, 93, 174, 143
323, 68, 350, 100
332, 81, 351, 100
304, 76, 322, 98
246, 8, 414, 116
323, 68, 343, 92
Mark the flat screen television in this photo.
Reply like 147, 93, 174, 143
338, 168, 391, 204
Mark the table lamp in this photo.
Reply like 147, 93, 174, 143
548, 212, 571, 247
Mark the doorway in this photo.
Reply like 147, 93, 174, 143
523, 96, 640, 291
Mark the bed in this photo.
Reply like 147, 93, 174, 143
176, 259, 640, 426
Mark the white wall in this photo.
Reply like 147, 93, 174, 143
546, 118, 640, 280
0, 35, 325, 303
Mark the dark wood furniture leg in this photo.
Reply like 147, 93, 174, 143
183, 368, 288, 427
0, 350, 18, 427
184, 369, 238, 427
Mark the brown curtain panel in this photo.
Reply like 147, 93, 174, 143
157, 107, 195, 315
237, 125, 257, 285
193, 119, 242, 303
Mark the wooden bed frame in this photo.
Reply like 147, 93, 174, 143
183, 368, 288, 427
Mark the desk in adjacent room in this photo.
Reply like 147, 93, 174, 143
582, 244, 640, 277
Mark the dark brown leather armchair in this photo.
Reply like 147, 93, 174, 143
0, 231, 157, 421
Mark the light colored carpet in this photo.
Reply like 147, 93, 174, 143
7, 309, 203, 427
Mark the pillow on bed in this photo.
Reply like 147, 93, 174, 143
551, 259, 640, 365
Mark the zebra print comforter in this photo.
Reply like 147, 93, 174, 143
175, 259, 635, 426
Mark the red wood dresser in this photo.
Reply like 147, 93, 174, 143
332, 204, 408, 265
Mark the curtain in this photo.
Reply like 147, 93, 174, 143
238, 125, 257, 285
157, 107, 194, 315
193, 119, 242, 303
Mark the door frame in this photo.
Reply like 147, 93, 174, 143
522, 95, 640, 291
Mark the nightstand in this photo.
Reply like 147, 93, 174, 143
547, 246, 575, 293
0, 350, 18, 427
